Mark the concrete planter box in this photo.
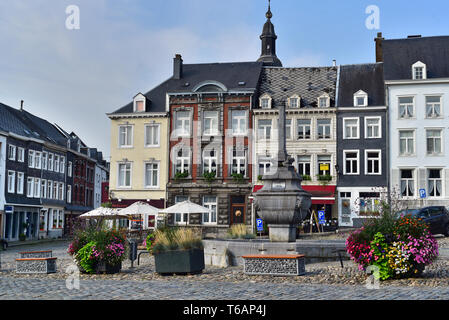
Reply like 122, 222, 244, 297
154, 248, 205, 275
96, 261, 122, 274
16, 258, 57, 274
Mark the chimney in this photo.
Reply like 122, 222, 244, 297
332, 59, 337, 67
20, 100, 24, 111
375, 32, 384, 63
173, 54, 183, 80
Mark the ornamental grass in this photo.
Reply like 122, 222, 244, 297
152, 227, 203, 254
346, 212, 438, 280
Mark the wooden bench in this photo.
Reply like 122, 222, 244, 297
16, 257, 57, 274
242, 254, 306, 276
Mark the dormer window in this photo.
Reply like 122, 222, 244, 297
353, 90, 368, 107
133, 93, 146, 112
318, 94, 330, 108
260, 94, 272, 109
412, 61, 427, 80
288, 95, 300, 108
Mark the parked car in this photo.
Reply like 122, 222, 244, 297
396, 206, 449, 236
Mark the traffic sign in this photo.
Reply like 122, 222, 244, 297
419, 189, 426, 199
256, 219, 264, 232
318, 211, 326, 225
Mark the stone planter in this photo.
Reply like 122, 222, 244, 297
96, 261, 122, 274
154, 248, 205, 275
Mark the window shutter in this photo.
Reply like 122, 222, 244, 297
391, 169, 400, 190
445, 169, 449, 198
418, 168, 427, 192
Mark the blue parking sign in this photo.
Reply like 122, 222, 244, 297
318, 211, 326, 225
256, 219, 264, 232
419, 189, 426, 199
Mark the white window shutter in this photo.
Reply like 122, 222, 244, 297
418, 168, 427, 192
445, 169, 449, 198
391, 169, 400, 190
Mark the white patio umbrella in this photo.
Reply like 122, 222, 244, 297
79, 207, 126, 219
159, 201, 211, 224
119, 201, 159, 230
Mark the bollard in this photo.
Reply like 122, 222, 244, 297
128, 239, 138, 269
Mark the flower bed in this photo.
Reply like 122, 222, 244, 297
68, 226, 127, 274
346, 212, 438, 280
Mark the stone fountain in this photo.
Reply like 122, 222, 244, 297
254, 103, 312, 242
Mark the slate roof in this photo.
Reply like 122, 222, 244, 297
382, 36, 449, 80
258, 66, 338, 108
110, 61, 264, 114
338, 63, 385, 107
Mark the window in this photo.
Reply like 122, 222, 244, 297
28, 150, 35, 168
317, 119, 331, 139
285, 119, 292, 140
258, 158, 273, 176
60, 156, 65, 174
17, 172, 24, 194
47, 180, 53, 199
17, 148, 25, 162
297, 156, 311, 177
41, 180, 47, 199
318, 94, 330, 108
42, 152, 48, 170
400, 169, 415, 198
8, 145, 16, 161
175, 147, 190, 174
174, 196, 189, 224
260, 95, 272, 109
48, 153, 54, 171
54, 155, 59, 172
68, 161, 72, 177
135, 100, 145, 112
426, 129, 442, 155
359, 192, 381, 215
34, 152, 41, 169
258, 119, 272, 140
53, 182, 58, 200
365, 117, 381, 139
67, 185, 72, 203
202, 196, 217, 224
203, 149, 218, 174
398, 97, 414, 118
354, 90, 368, 107
118, 163, 132, 188
7, 171, 15, 193
343, 151, 359, 175
231, 110, 247, 135
59, 183, 64, 201
428, 169, 443, 198
145, 162, 159, 188
289, 96, 300, 108
34, 178, 41, 198
366, 150, 381, 175
412, 61, 427, 80
426, 96, 442, 118
297, 119, 311, 140
145, 124, 160, 147
118, 125, 133, 147
399, 130, 415, 156
52, 210, 58, 229
232, 149, 247, 177
175, 111, 191, 136
203, 111, 219, 135
27, 177, 34, 198
317, 155, 331, 176
343, 118, 359, 139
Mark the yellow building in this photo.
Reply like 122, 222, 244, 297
107, 93, 169, 215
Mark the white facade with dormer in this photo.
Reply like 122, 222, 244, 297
388, 74, 449, 208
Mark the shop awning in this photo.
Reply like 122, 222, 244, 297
302, 186, 336, 205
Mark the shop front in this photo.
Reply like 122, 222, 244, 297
3, 205, 41, 241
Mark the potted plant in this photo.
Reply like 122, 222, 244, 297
231, 173, 245, 183
39, 222, 45, 231
152, 227, 205, 275
202, 171, 216, 183
174, 171, 189, 180
19, 233, 26, 241
67, 226, 127, 274
301, 174, 312, 181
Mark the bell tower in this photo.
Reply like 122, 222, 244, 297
257, 0, 282, 67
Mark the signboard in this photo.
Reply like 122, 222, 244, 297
272, 181, 286, 191
419, 189, 427, 199
4, 206, 13, 214
256, 219, 264, 232
318, 210, 326, 225
320, 164, 329, 171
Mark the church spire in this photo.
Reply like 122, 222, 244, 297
257, 0, 282, 67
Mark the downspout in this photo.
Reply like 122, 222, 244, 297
386, 84, 391, 210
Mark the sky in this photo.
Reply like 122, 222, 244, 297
1, 0, 449, 160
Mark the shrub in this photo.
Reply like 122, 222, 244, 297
227, 224, 255, 239
346, 212, 438, 281
152, 228, 203, 254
